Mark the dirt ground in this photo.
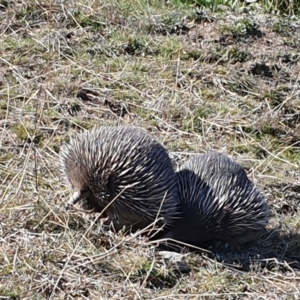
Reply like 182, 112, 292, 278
0, 1, 299, 299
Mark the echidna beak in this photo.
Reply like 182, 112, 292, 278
65, 190, 84, 210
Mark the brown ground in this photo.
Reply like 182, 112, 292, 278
0, 1, 299, 299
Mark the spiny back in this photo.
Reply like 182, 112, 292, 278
169, 151, 269, 247
60, 125, 180, 233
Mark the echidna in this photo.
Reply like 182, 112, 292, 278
166, 151, 269, 248
60, 125, 180, 233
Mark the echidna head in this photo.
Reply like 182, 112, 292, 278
60, 138, 107, 212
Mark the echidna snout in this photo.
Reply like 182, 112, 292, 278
168, 151, 269, 248
60, 125, 180, 233
66, 190, 90, 209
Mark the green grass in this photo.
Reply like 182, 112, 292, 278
178, 0, 300, 15
0, 0, 300, 298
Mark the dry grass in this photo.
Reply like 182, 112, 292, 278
0, 0, 299, 299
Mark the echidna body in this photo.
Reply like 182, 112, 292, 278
167, 151, 269, 248
60, 125, 179, 233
